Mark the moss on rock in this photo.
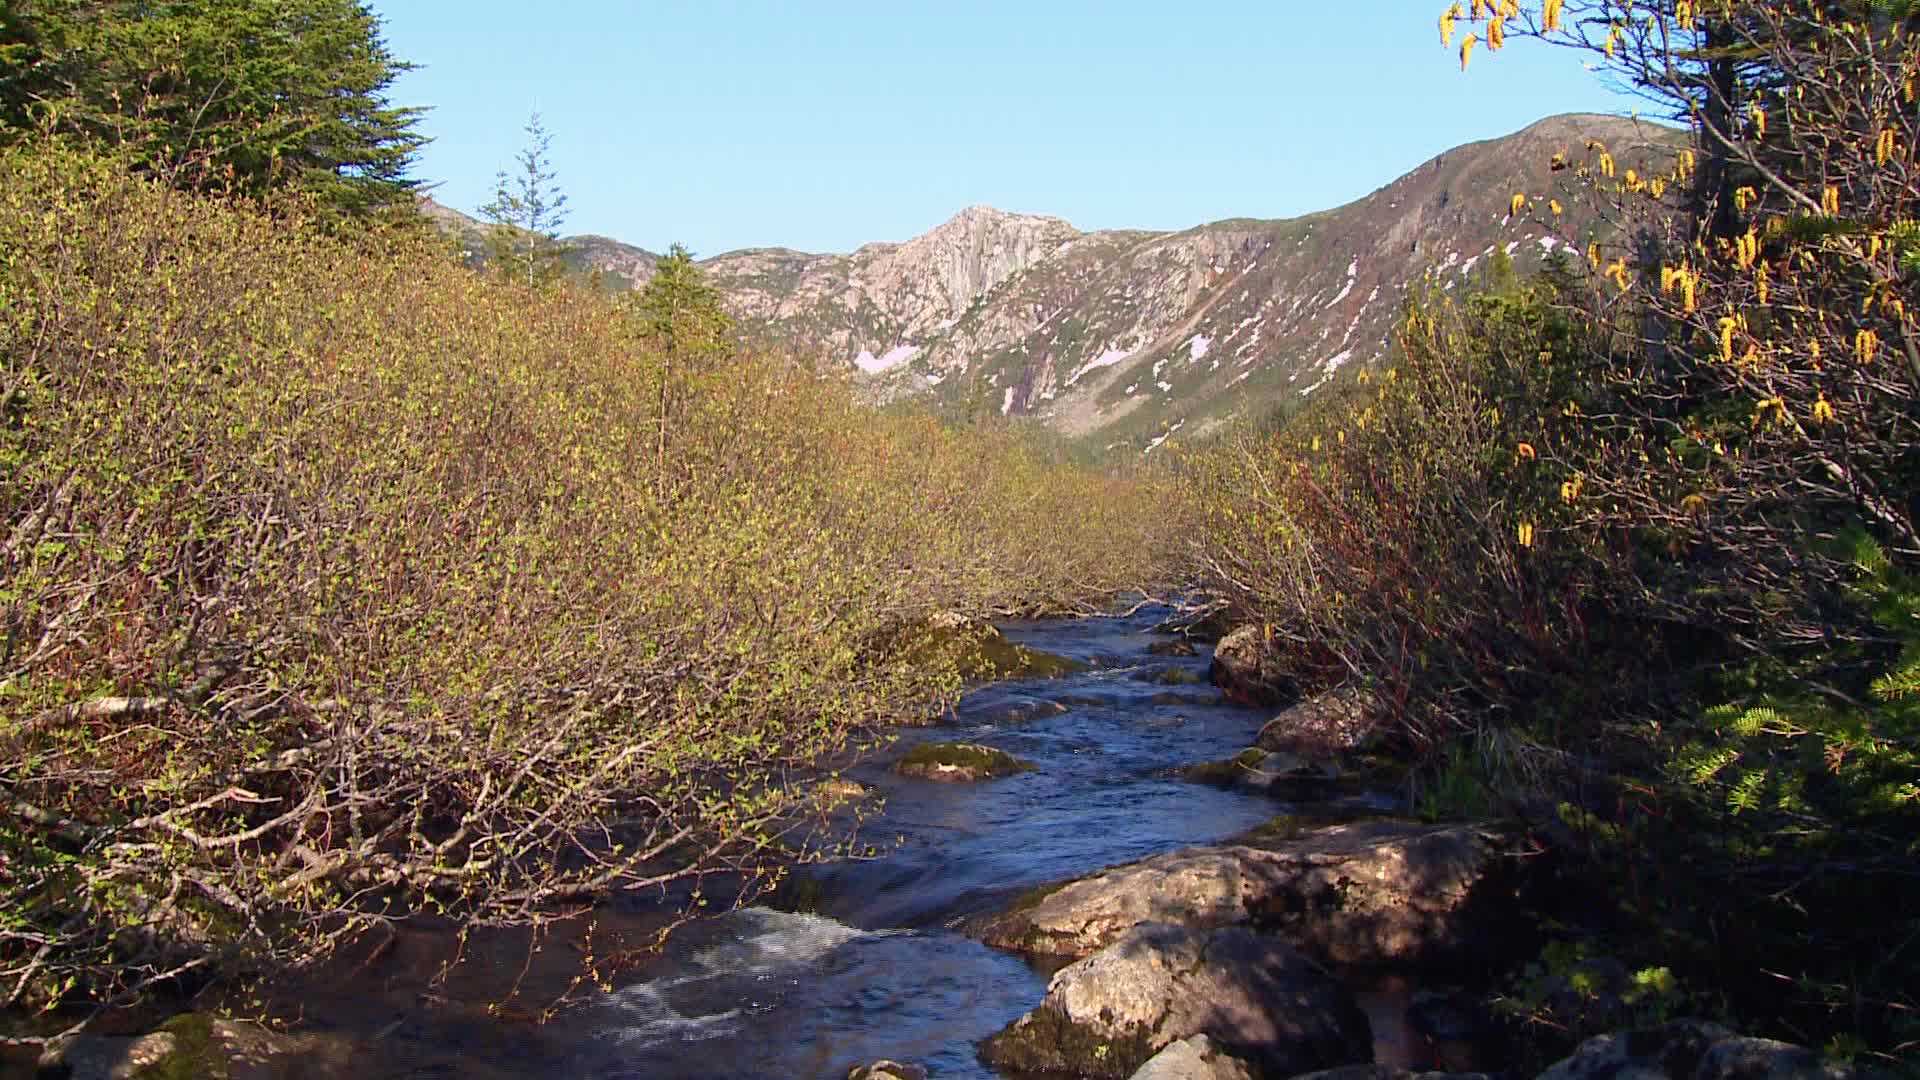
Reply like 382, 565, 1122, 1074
895, 742, 1034, 782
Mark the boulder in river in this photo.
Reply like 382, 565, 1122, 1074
1147, 638, 1200, 658
1258, 686, 1381, 754
968, 820, 1518, 970
1183, 746, 1346, 798
979, 923, 1372, 1079
846, 1061, 929, 1080
894, 741, 1034, 782
1211, 625, 1297, 706
916, 611, 1087, 681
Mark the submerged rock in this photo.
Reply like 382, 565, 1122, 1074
894, 741, 1034, 782
967, 820, 1516, 969
980, 923, 1371, 1079
1129, 1034, 1258, 1079
1183, 746, 1346, 798
1147, 638, 1200, 658
846, 1061, 929, 1080
1211, 625, 1297, 706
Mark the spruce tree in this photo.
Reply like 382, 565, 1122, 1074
480, 112, 573, 288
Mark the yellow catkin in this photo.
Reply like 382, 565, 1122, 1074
1607, 257, 1631, 291
1661, 266, 1680, 294
1812, 394, 1835, 425
1678, 148, 1696, 177
1856, 328, 1880, 363
1752, 397, 1785, 426
1517, 522, 1535, 548
1822, 186, 1841, 215
1719, 317, 1738, 362
1676, 0, 1696, 29
1549, 198, 1564, 217
1681, 270, 1698, 314
1606, 25, 1620, 58
1599, 151, 1616, 178
1471, 0, 1486, 18
1756, 262, 1769, 305
1440, 3, 1462, 46
1650, 177, 1667, 199
1460, 33, 1478, 70
1735, 228, 1759, 269
1870, 234, 1884, 261
1588, 241, 1601, 269
1543, 0, 1563, 31
1511, 192, 1527, 216
1488, 16, 1506, 50
1879, 129, 1898, 166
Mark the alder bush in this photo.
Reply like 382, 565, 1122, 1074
0, 146, 1167, 1028
1186, 1, 1920, 1058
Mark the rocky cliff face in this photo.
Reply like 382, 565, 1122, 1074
425, 113, 1684, 453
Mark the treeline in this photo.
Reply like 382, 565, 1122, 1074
1180, 1, 1917, 1065
0, 3, 1170, 1037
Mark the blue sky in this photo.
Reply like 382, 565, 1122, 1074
372, 2, 1639, 256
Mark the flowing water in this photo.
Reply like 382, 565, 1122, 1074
291, 608, 1408, 1078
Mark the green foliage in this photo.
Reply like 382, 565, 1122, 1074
629, 244, 733, 363
0, 143, 1170, 1018
0, 0, 423, 221
480, 112, 572, 287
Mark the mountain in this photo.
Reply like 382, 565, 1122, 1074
424, 113, 1684, 452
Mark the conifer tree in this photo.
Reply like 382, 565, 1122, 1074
480, 112, 573, 288
0, 0, 424, 220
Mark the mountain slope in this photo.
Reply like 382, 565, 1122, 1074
423, 113, 1684, 452
739, 113, 1680, 452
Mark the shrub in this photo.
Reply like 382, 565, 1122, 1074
0, 145, 1167, 1025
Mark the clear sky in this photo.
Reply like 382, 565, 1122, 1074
371, 2, 1640, 257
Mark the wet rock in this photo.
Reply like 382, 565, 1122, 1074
846, 1061, 929, 1080
1258, 686, 1381, 754
980, 923, 1371, 1080
894, 741, 1033, 782
1147, 638, 1200, 658
1184, 747, 1344, 798
1210, 625, 1297, 706
814, 777, 872, 803
906, 613, 1087, 681
1534, 1020, 1860, 1080
1138, 665, 1208, 686
1129, 1034, 1258, 1080
968, 820, 1515, 970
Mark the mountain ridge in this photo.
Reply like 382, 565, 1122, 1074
426, 112, 1685, 450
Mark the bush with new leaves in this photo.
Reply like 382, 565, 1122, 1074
0, 145, 1167, 1026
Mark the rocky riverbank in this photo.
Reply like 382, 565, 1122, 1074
21, 614, 1878, 1080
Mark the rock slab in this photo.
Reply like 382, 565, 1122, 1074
969, 820, 1512, 969
981, 923, 1372, 1079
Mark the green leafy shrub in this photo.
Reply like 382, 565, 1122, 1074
0, 144, 1168, 1024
